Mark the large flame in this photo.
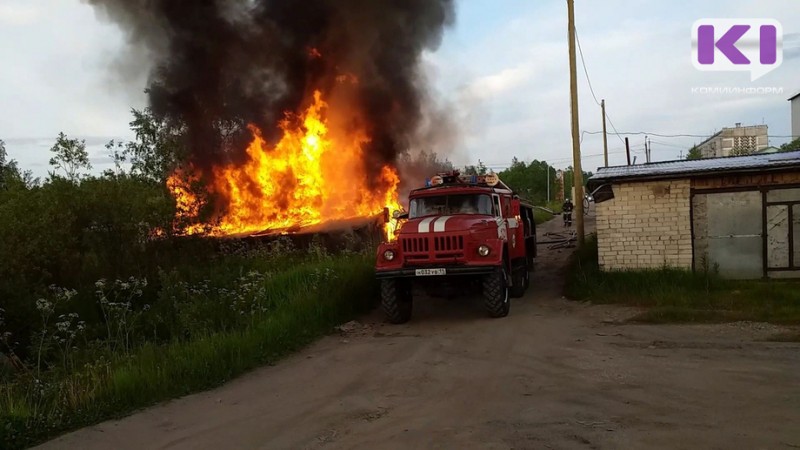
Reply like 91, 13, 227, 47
168, 90, 401, 240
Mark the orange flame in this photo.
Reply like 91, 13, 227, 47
168, 90, 401, 240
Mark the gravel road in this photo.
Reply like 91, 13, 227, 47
39, 217, 800, 449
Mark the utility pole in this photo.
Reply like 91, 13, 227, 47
645, 135, 651, 163
547, 166, 550, 203
567, 0, 584, 245
625, 137, 631, 166
601, 99, 609, 168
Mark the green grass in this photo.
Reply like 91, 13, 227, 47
534, 201, 562, 224
566, 235, 800, 325
533, 209, 553, 225
0, 255, 377, 449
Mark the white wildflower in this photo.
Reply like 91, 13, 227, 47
36, 298, 50, 311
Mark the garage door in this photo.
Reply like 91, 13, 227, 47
692, 191, 763, 279
765, 187, 800, 278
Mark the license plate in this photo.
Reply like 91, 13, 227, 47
415, 268, 446, 276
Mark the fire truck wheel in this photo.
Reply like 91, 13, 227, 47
523, 265, 531, 290
381, 279, 412, 324
510, 262, 528, 298
483, 267, 510, 318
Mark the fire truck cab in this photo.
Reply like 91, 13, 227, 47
376, 171, 537, 323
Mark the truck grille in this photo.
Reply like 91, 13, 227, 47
434, 235, 464, 252
401, 235, 465, 262
401, 236, 429, 253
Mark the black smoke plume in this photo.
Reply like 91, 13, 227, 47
85, 0, 455, 176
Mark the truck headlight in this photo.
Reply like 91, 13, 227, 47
477, 245, 490, 257
383, 250, 396, 261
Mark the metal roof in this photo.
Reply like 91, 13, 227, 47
588, 151, 800, 189
789, 91, 800, 101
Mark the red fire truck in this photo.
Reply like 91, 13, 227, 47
376, 171, 537, 323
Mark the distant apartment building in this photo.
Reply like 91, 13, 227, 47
696, 124, 769, 158
791, 92, 800, 141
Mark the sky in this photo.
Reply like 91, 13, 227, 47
1, 0, 799, 177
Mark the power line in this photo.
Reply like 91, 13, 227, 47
574, 27, 627, 149
582, 130, 711, 138
575, 29, 601, 107
573, 27, 800, 149
583, 130, 800, 139
603, 112, 627, 146
650, 140, 691, 149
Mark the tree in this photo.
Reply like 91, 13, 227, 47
686, 145, 702, 160
780, 138, 800, 153
103, 140, 128, 178
396, 149, 454, 196
0, 139, 31, 191
49, 132, 91, 182
124, 108, 186, 182
0, 139, 6, 188
561, 166, 593, 201
498, 158, 557, 205
400, 149, 453, 174
463, 160, 488, 176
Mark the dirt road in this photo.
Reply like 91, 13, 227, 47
40, 217, 800, 449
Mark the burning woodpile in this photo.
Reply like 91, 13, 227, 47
86, 0, 455, 243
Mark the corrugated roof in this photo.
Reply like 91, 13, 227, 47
588, 151, 800, 188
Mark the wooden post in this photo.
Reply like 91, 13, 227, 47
625, 137, 631, 166
601, 99, 609, 167
567, 0, 585, 245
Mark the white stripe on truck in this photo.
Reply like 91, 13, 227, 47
433, 216, 452, 232
418, 217, 436, 233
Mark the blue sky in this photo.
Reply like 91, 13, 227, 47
1, 0, 799, 176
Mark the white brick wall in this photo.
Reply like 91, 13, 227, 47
595, 179, 693, 270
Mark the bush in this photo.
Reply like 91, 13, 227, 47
0, 175, 176, 348
0, 249, 376, 449
0, 168, 380, 448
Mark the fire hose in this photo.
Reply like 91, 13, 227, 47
538, 231, 577, 249
531, 206, 577, 249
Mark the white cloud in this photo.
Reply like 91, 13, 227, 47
0, 3, 40, 26
0, 1, 143, 139
468, 66, 533, 97
429, 1, 800, 170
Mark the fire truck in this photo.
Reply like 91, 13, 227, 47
376, 171, 537, 323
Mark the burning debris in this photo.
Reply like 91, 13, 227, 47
85, 0, 455, 239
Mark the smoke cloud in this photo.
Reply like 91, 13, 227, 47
84, 0, 456, 175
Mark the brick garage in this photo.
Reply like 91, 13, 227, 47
594, 179, 692, 270
587, 152, 800, 279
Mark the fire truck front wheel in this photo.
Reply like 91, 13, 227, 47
381, 279, 413, 324
483, 267, 510, 318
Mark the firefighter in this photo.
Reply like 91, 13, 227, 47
562, 198, 574, 227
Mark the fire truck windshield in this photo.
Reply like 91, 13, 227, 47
409, 194, 494, 218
